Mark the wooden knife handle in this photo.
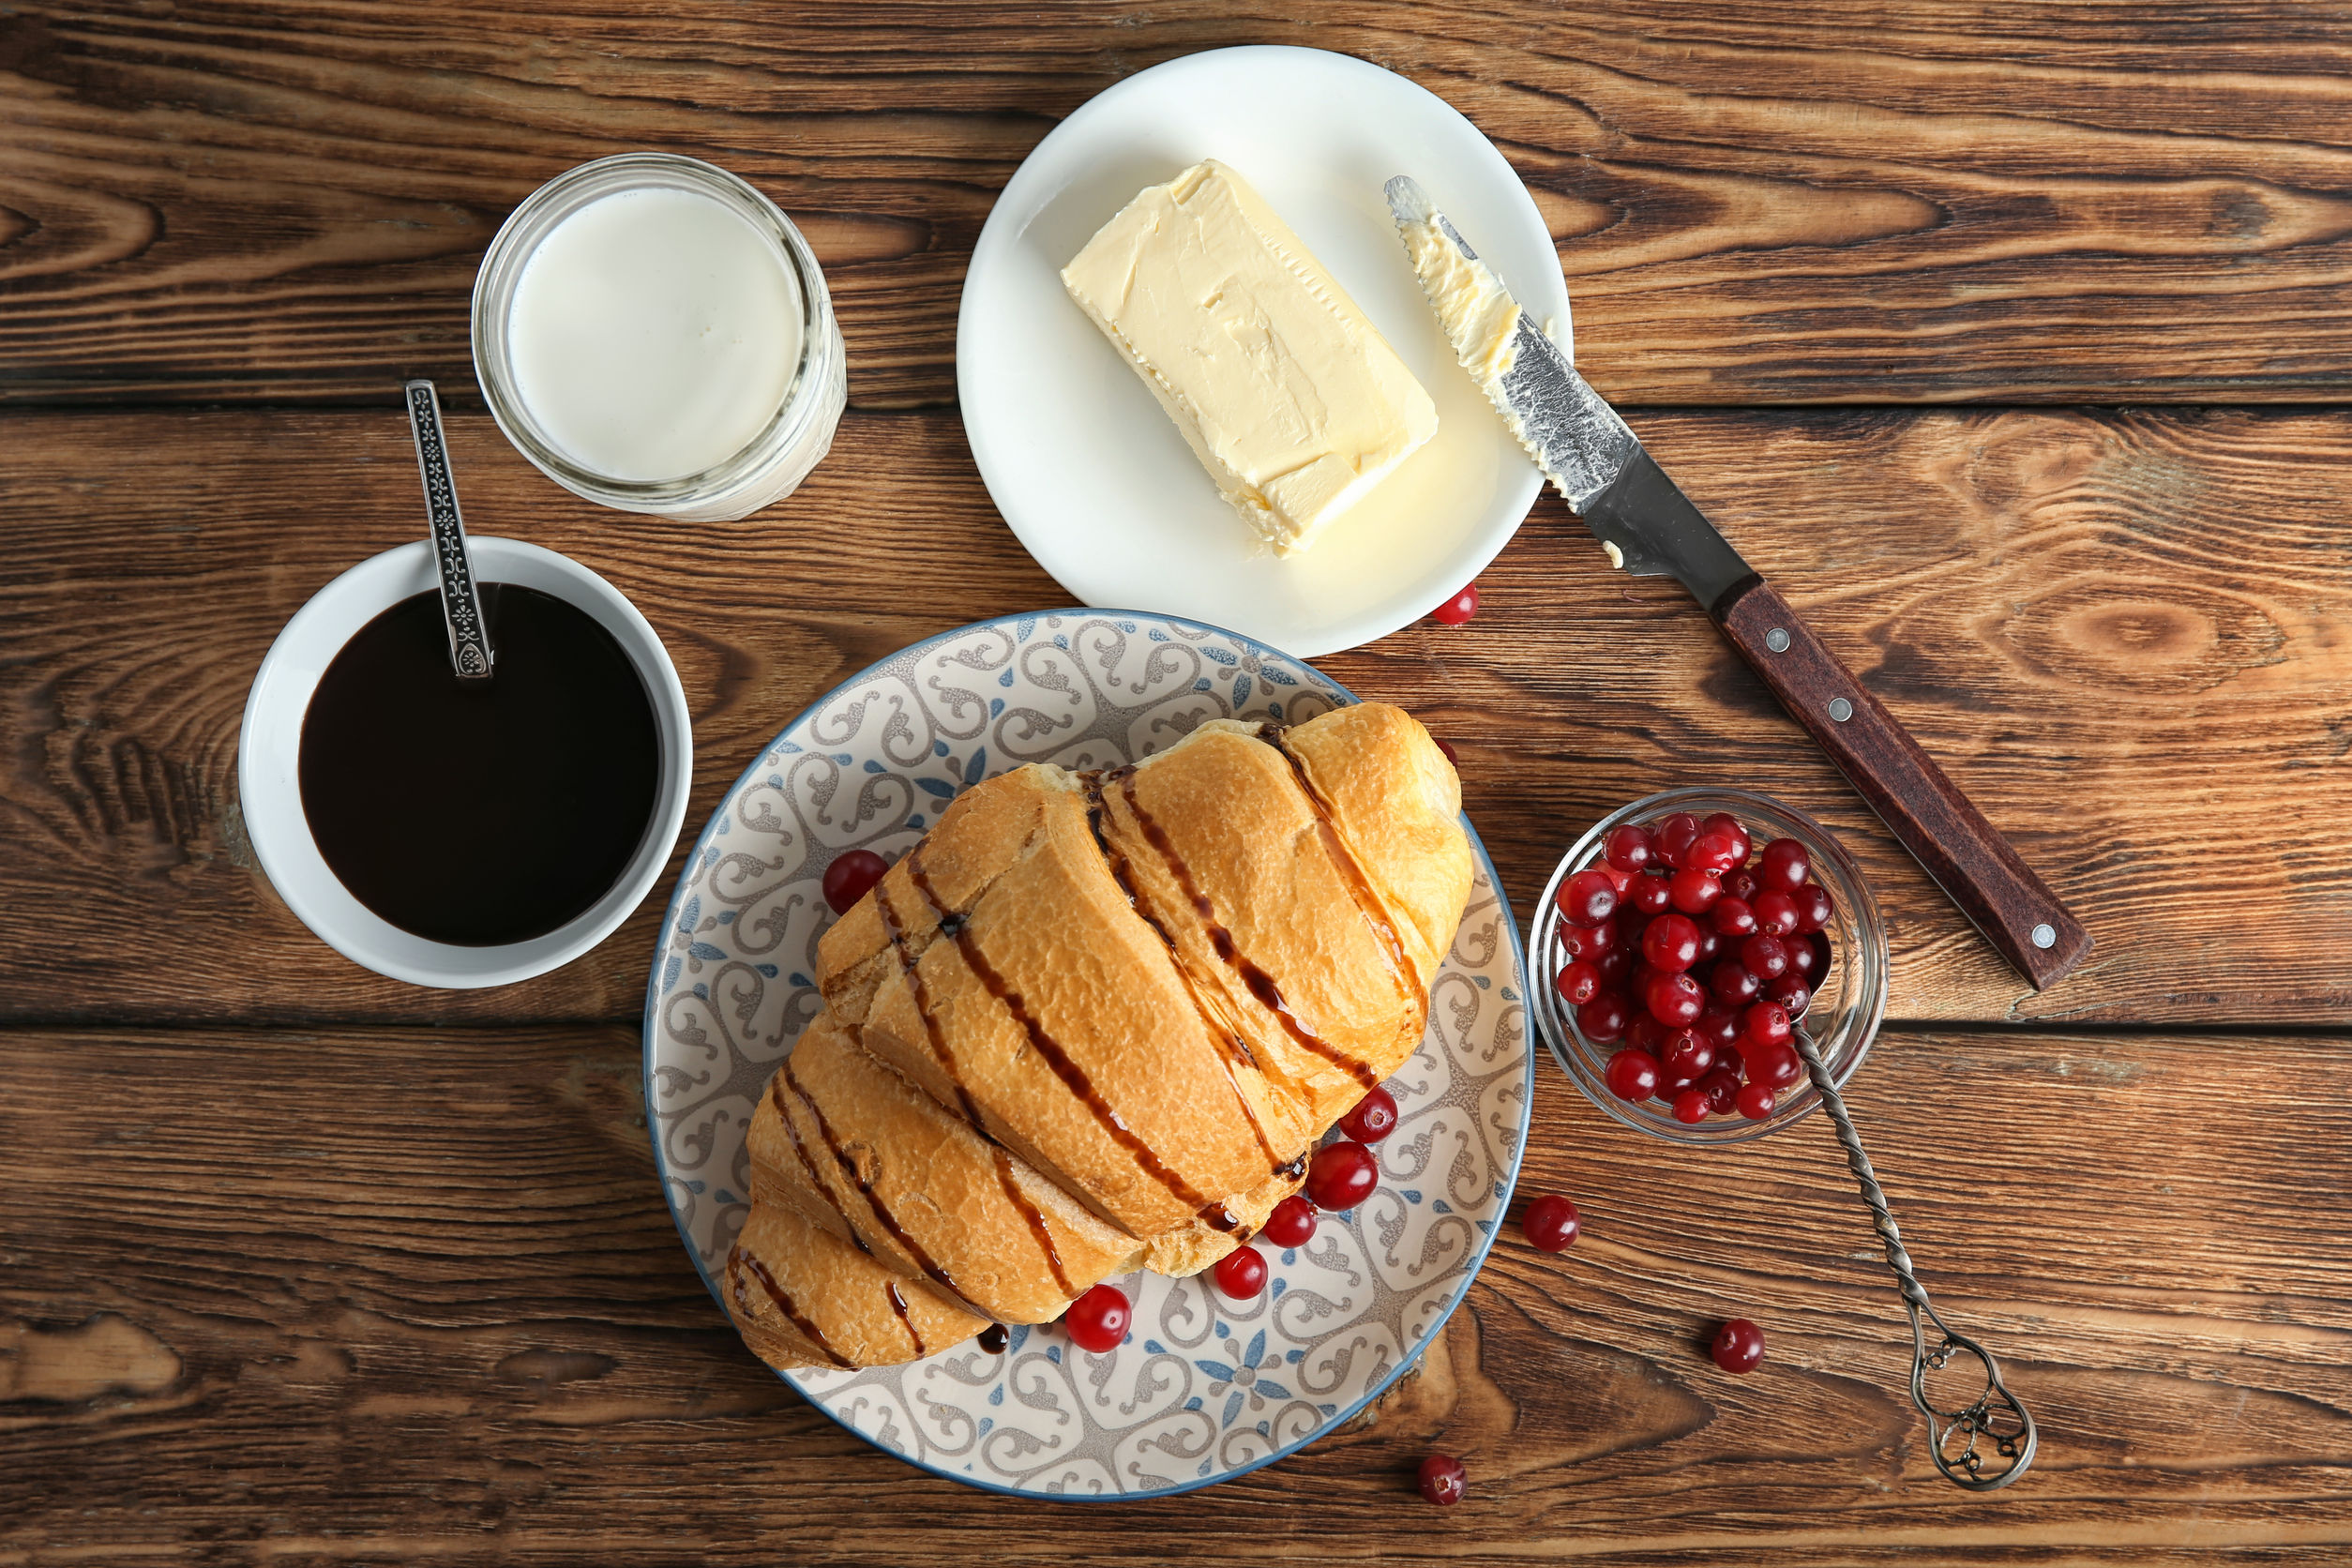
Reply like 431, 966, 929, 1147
1712, 577, 2090, 990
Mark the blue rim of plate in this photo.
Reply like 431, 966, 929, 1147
641, 607, 1532, 1500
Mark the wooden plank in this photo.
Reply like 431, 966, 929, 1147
5, 1020, 2350, 1561
7, 1, 2352, 408
2, 405, 2345, 1029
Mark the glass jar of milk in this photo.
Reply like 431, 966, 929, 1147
473, 153, 847, 522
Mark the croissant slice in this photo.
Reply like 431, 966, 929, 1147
724, 1199, 988, 1371
747, 1011, 1145, 1323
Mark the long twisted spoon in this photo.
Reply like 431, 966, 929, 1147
403, 378, 494, 680
1792, 1032, 2038, 1490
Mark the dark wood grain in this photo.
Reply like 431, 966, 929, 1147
2, 402, 2348, 1029
9, 1, 2352, 408
1715, 576, 2091, 990
7, 1019, 2351, 1563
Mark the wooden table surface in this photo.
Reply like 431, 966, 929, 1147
7, 4, 2352, 1563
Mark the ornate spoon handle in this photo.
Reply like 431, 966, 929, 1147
1793, 1032, 2037, 1490
403, 378, 494, 680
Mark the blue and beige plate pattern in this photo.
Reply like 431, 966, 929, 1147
643, 611, 1532, 1498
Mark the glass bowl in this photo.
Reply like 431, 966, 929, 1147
1530, 788, 1888, 1142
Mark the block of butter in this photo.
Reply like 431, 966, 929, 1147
1061, 160, 1439, 555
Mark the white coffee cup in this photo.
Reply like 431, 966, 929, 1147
238, 537, 693, 988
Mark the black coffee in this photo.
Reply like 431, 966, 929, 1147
299, 584, 660, 947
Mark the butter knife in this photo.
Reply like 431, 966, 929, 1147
1387, 175, 2088, 990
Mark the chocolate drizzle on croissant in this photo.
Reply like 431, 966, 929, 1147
722, 703, 1471, 1373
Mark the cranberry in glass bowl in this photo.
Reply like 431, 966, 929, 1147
1529, 789, 1887, 1144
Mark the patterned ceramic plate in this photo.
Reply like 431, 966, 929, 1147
643, 611, 1532, 1498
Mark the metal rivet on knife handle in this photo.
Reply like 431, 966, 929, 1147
1765, 627, 1791, 653
2031, 923, 2057, 949
1828, 697, 1854, 723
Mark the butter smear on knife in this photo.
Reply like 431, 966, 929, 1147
1397, 212, 1524, 426
1062, 160, 1438, 555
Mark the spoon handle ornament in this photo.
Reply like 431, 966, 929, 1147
1793, 1032, 2037, 1491
403, 379, 494, 681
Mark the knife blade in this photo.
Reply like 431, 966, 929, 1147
1387, 174, 2090, 991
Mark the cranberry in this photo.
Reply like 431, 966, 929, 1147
1594, 862, 1634, 897
1671, 1088, 1711, 1124
1714, 1041, 1745, 1080
1561, 918, 1615, 960
1748, 1039, 1802, 1091
1661, 1029, 1713, 1080
1693, 927, 1722, 966
1306, 1140, 1380, 1211
1646, 972, 1705, 1028
1432, 581, 1480, 626
1557, 868, 1617, 927
1628, 872, 1674, 916
1433, 736, 1461, 770
1064, 1284, 1131, 1352
1604, 823, 1654, 874
1784, 928, 1818, 978
1684, 832, 1744, 874
1338, 1084, 1399, 1144
1792, 882, 1835, 935
1711, 897, 1756, 939
1696, 1005, 1741, 1048
1741, 1001, 1794, 1049
1766, 974, 1812, 1019
1701, 812, 1751, 863
1758, 837, 1810, 894
1697, 1066, 1741, 1116
1605, 1048, 1661, 1101
1417, 1453, 1467, 1506
1555, 961, 1601, 1008
822, 849, 891, 915
1735, 1082, 1777, 1121
1212, 1244, 1269, 1299
1523, 1194, 1580, 1252
1641, 913, 1703, 972
1654, 811, 1702, 869
1593, 948, 1633, 989
1667, 867, 1722, 915
1711, 1318, 1765, 1374
1751, 889, 1800, 937
1722, 868, 1758, 902
1709, 961, 1761, 1006
1626, 1012, 1669, 1055
1740, 933, 1789, 981
1808, 930, 1833, 977
1261, 1194, 1317, 1247
1577, 992, 1631, 1043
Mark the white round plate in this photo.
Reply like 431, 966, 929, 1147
957, 47, 1569, 659
644, 610, 1532, 1498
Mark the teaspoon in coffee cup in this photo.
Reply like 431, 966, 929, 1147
402, 379, 495, 680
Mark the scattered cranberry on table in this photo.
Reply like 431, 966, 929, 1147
1432, 581, 1481, 626
1522, 1194, 1580, 1252
1433, 736, 1461, 770
1564, 817, 1838, 1125
1417, 1453, 1468, 1506
1211, 1244, 1269, 1300
1261, 1194, 1318, 1248
1711, 1318, 1767, 1374
1305, 1139, 1380, 1211
1338, 1084, 1399, 1144
821, 849, 891, 915
1064, 1284, 1131, 1352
